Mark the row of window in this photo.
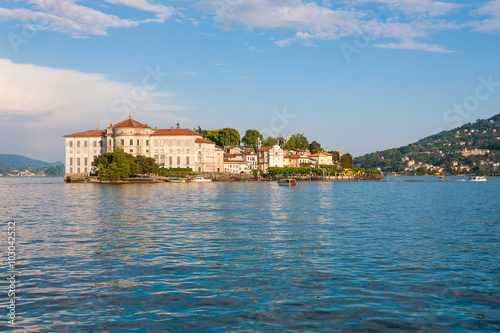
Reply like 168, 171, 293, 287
154, 156, 191, 166
69, 156, 99, 166
69, 140, 102, 148
69, 167, 87, 173
154, 139, 191, 147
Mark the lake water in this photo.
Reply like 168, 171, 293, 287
1, 176, 499, 332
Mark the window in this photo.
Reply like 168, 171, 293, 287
186, 139, 190, 146
146, 140, 149, 146
94, 155, 97, 160
70, 167, 73, 173
161, 149, 164, 153
84, 141, 87, 148
186, 157, 190, 165
84, 167, 87, 173
77, 141, 80, 148
177, 149, 180, 153
169, 149, 172, 153
186, 149, 190, 153
69, 141, 73, 147
69, 158, 73, 166
93, 141, 97, 147
77, 167, 80, 173
198, 157, 202, 164
169, 156, 172, 165
130, 149, 133, 153
109, 140, 112, 146
177, 157, 180, 165
121, 139, 124, 145
161, 155, 165, 163
130, 139, 133, 146
137, 139, 140, 146
154, 140, 158, 146
155, 149, 158, 153
84, 157, 88, 165
169, 139, 172, 146
154, 154, 159, 161
160, 140, 164, 147
77, 158, 81, 166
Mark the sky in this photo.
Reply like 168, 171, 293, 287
0, 0, 499, 162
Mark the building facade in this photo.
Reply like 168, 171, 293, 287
63, 118, 222, 175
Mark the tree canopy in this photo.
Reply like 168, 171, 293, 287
92, 149, 158, 180
242, 129, 264, 150
291, 133, 308, 150
309, 140, 323, 154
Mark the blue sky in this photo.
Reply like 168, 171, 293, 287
0, 0, 499, 162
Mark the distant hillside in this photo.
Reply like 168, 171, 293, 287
354, 114, 500, 173
0, 154, 63, 168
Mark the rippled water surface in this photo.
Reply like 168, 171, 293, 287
1, 177, 499, 332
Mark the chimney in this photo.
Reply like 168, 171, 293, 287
176, 122, 180, 129
171, 126, 174, 130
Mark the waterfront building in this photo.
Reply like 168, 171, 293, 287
309, 151, 334, 166
63, 118, 222, 175
257, 144, 284, 172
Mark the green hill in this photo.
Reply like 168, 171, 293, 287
354, 114, 500, 174
0, 154, 63, 168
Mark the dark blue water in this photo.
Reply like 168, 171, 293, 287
1, 177, 499, 332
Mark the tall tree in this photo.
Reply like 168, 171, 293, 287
309, 140, 323, 154
219, 128, 240, 146
292, 133, 308, 150
283, 136, 296, 150
329, 151, 340, 162
262, 136, 278, 147
242, 129, 264, 150
340, 153, 353, 169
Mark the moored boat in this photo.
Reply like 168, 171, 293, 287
189, 176, 212, 182
168, 177, 186, 183
467, 176, 487, 182
278, 179, 297, 186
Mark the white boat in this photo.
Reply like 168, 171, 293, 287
468, 176, 487, 182
168, 177, 186, 183
278, 179, 297, 186
189, 176, 212, 182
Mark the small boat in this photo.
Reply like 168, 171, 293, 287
168, 177, 185, 183
278, 179, 297, 186
467, 176, 487, 182
189, 176, 212, 182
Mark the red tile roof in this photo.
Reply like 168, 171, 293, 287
195, 137, 214, 144
224, 153, 235, 158
153, 128, 201, 136
64, 129, 105, 137
257, 147, 271, 152
108, 118, 152, 129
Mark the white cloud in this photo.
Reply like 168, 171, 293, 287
105, 0, 174, 19
0, 59, 192, 159
373, 38, 453, 53
471, 0, 500, 32
196, 0, 462, 50
352, 0, 461, 17
0, 0, 167, 36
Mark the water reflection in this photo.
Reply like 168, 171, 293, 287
0, 178, 499, 332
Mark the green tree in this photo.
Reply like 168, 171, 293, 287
340, 153, 353, 169
309, 140, 323, 154
291, 133, 308, 150
112, 148, 130, 179
262, 136, 278, 147
283, 136, 296, 150
329, 151, 340, 162
218, 128, 240, 146
414, 167, 428, 176
135, 155, 159, 174
242, 129, 263, 150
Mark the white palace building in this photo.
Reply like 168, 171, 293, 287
63, 117, 224, 175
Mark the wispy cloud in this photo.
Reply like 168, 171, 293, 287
0, 0, 168, 36
373, 38, 453, 53
0, 58, 190, 132
105, 0, 175, 19
471, 0, 500, 32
